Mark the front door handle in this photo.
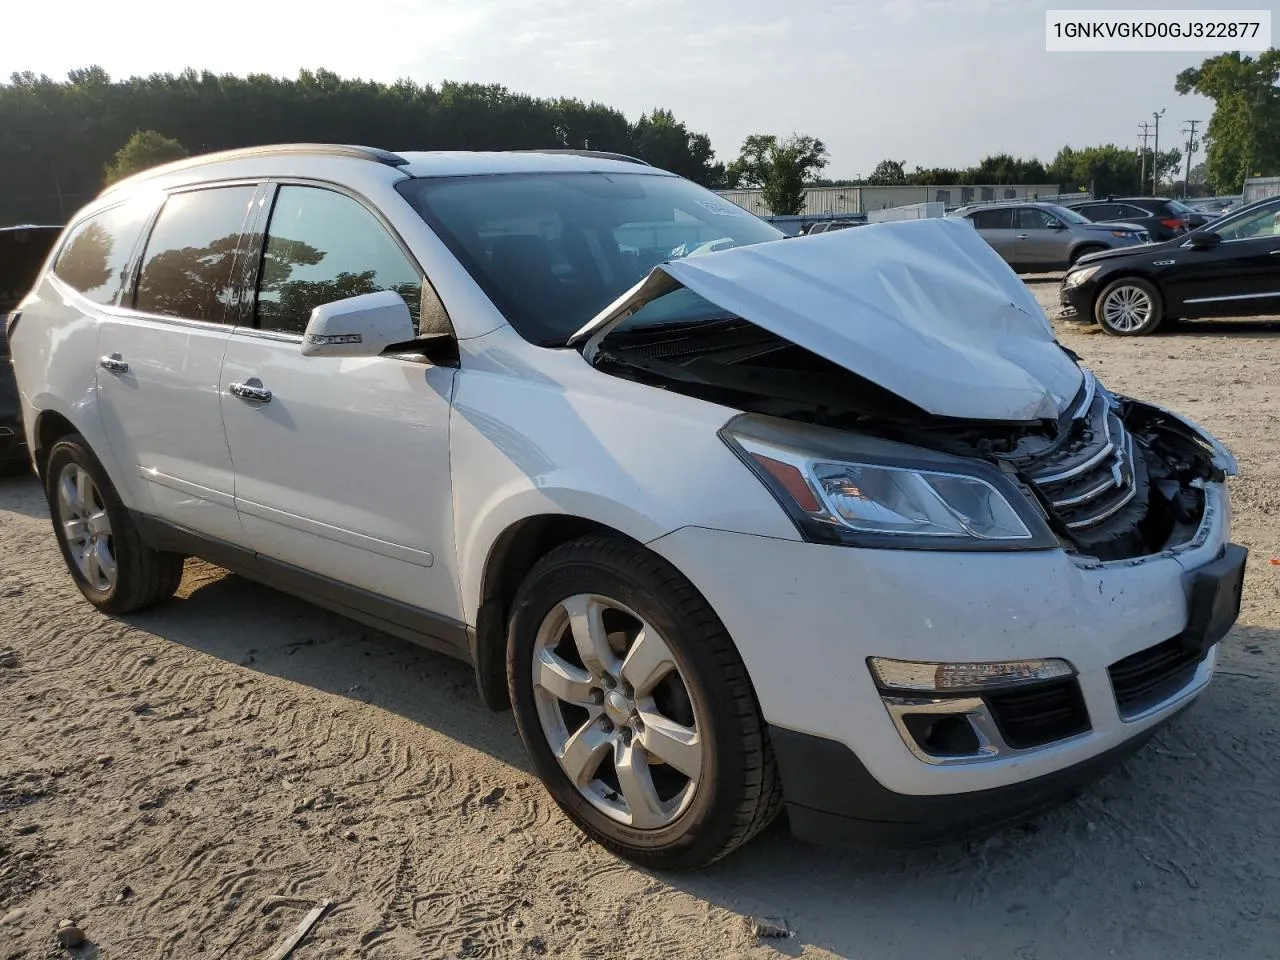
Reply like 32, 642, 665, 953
1269, 249, 1280, 255
1015, 233, 1029, 240
229, 381, 273, 404
99, 354, 129, 374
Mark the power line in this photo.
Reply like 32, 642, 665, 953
1137, 122, 1153, 195
1182, 119, 1202, 199
1151, 108, 1166, 196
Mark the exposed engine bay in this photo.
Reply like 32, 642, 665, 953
589, 318, 1225, 562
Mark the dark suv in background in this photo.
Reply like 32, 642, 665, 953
1, 225, 62, 472
1065, 197, 1216, 242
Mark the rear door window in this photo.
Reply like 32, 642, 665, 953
970, 209, 1013, 229
1016, 208, 1060, 230
255, 186, 423, 336
52, 204, 152, 306
134, 186, 258, 322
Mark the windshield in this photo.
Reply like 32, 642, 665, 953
397, 172, 784, 345
1047, 204, 1090, 225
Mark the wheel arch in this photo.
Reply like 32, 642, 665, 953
470, 513, 648, 711
33, 409, 85, 480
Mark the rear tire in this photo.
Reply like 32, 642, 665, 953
44, 434, 184, 614
507, 535, 782, 869
1094, 277, 1163, 336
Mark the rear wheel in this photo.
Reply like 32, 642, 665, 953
507, 535, 781, 869
1094, 277, 1163, 336
45, 435, 184, 613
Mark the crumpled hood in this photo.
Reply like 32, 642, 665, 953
576, 216, 1082, 421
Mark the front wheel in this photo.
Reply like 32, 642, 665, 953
507, 535, 782, 869
45, 434, 184, 613
1094, 277, 1164, 336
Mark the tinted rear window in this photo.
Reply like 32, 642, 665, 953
135, 186, 257, 322
1, 227, 61, 312
970, 209, 1013, 229
52, 204, 151, 306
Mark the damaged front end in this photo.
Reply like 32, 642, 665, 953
574, 220, 1234, 564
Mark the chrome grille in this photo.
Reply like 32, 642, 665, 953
1027, 376, 1139, 531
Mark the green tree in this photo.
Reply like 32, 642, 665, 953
629, 108, 725, 186
1048, 144, 1146, 196
103, 130, 188, 185
867, 159, 907, 185
727, 134, 828, 214
1176, 50, 1280, 192
0, 69, 728, 223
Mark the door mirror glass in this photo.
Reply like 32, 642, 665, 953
301, 290, 416, 358
1185, 231, 1222, 250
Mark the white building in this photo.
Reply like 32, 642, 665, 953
717, 184, 1065, 216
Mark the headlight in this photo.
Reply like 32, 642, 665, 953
1063, 265, 1100, 288
721, 416, 1056, 550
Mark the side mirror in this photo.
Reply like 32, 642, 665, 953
1050, 220, 1067, 230
1184, 230, 1222, 250
300, 291, 416, 359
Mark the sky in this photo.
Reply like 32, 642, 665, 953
4, 0, 1271, 179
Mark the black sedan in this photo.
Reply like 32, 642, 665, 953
1059, 196, 1280, 336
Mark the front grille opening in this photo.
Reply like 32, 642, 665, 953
1108, 637, 1205, 718
985, 679, 1091, 749
902, 713, 981, 757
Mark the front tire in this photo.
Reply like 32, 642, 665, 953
507, 535, 782, 869
1094, 277, 1164, 336
45, 434, 184, 614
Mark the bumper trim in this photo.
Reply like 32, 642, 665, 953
769, 712, 1186, 847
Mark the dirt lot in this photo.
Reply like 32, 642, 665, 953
2, 284, 1278, 960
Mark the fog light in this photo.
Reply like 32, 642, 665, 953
868, 657, 1074, 692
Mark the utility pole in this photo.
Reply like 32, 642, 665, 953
1182, 119, 1201, 198
1151, 108, 1166, 195
1137, 122, 1153, 196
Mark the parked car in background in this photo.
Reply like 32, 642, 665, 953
1061, 194, 1280, 335
803, 220, 863, 235
949, 201, 1150, 272
1, 224, 63, 473
8, 145, 1244, 867
1063, 197, 1215, 242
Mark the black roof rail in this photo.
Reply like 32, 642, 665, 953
515, 149, 651, 166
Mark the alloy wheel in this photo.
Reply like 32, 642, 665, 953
1101, 285, 1154, 333
531, 593, 703, 829
56, 463, 116, 592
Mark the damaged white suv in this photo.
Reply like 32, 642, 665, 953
9, 146, 1246, 869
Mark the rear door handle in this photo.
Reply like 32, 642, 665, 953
229, 382, 273, 403
1015, 234, 1029, 240
99, 354, 129, 374
1269, 249, 1280, 255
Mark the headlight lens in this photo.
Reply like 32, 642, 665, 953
1063, 265, 1100, 288
727, 432, 1034, 545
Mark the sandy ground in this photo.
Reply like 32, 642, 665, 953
2, 282, 1279, 960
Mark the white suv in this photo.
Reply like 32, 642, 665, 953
8, 145, 1246, 868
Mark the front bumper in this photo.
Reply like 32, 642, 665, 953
648, 482, 1234, 838
1059, 280, 1093, 322
769, 716, 1178, 845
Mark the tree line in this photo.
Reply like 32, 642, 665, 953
0, 67, 725, 224
3, 50, 1277, 224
